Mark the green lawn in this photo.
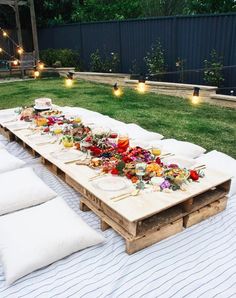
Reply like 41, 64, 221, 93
0, 78, 235, 158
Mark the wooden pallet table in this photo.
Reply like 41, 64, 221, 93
0, 124, 15, 141
0, 124, 232, 254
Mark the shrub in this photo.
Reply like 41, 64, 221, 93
40, 49, 80, 68
90, 49, 120, 73
203, 50, 224, 86
176, 58, 186, 83
144, 40, 166, 76
90, 49, 104, 72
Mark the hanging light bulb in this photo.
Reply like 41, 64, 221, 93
13, 59, 19, 66
33, 66, 40, 78
65, 71, 74, 87
113, 83, 122, 97
192, 87, 200, 105
0, 48, 2, 53
17, 47, 23, 55
38, 61, 45, 70
3, 31, 7, 37
137, 74, 146, 93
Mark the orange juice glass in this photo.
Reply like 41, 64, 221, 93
151, 147, 162, 156
118, 134, 130, 152
36, 117, 47, 126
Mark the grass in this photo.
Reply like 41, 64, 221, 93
0, 78, 235, 158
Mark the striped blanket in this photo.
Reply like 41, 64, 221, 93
0, 135, 236, 298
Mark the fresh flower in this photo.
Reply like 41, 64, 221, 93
111, 168, 119, 175
160, 180, 171, 189
190, 170, 199, 181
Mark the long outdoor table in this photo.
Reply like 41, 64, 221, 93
0, 121, 232, 254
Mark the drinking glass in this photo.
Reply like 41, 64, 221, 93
135, 162, 146, 189
117, 134, 130, 151
151, 146, 162, 156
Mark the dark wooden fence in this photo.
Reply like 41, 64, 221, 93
37, 13, 236, 92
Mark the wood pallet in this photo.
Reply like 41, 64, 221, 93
78, 181, 230, 254
0, 125, 231, 254
0, 125, 15, 141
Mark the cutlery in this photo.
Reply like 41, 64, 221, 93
76, 159, 90, 166
64, 159, 84, 164
12, 127, 29, 131
112, 189, 140, 202
160, 153, 175, 159
89, 172, 106, 181
194, 164, 206, 171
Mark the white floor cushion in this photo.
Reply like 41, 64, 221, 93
0, 167, 57, 215
0, 149, 25, 174
0, 197, 105, 285
150, 139, 206, 159
196, 150, 236, 197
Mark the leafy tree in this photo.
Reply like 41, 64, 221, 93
187, 0, 236, 14
141, 0, 188, 17
71, 0, 141, 22
0, 0, 235, 28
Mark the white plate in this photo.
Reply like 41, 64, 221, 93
92, 176, 131, 192
28, 134, 56, 144
51, 150, 84, 161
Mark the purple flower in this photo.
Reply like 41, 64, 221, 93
160, 180, 171, 189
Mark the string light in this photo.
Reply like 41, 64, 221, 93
65, 71, 74, 87
192, 87, 200, 105
113, 83, 122, 97
3, 31, 7, 37
33, 66, 40, 78
17, 47, 23, 55
13, 59, 19, 66
137, 75, 146, 93
38, 61, 44, 70
0, 48, 2, 53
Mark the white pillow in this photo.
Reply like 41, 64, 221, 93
0, 197, 105, 285
0, 143, 5, 149
196, 150, 236, 197
0, 149, 25, 174
150, 139, 206, 159
0, 167, 57, 215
